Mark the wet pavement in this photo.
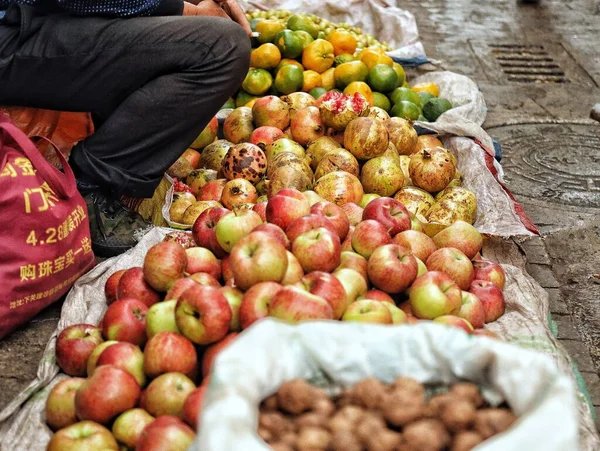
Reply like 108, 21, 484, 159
1, 0, 600, 425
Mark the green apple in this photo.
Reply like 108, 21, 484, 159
146, 300, 181, 338
47, 421, 118, 451
342, 299, 393, 324
215, 209, 263, 253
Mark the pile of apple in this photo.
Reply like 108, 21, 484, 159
45, 187, 505, 450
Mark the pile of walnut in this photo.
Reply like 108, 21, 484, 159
258, 378, 517, 451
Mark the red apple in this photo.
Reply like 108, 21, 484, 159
96, 342, 146, 386
368, 244, 418, 293
340, 202, 364, 226
144, 332, 198, 380
432, 221, 483, 259
221, 255, 234, 285
229, 231, 289, 290
473, 329, 502, 340
220, 286, 243, 331
457, 291, 486, 329
47, 421, 118, 451
192, 207, 230, 258
360, 290, 395, 304
342, 299, 393, 324
311, 201, 350, 241
469, 280, 506, 323
398, 300, 414, 317
336, 251, 368, 281
340, 226, 355, 252
188, 272, 221, 287
426, 247, 474, 290
45, 377, 86, 431
239, 282, 282, 329
143, 242, 187, 292
196, 179, 226, 202
362, 197, 411, 236
144, 373, 196, 418
102, 299, 149, 347
333, 268, 368, 309
185, 247, 221, 279
117, 267, 161, 308
393, 230, 437, 262
175, 285, 231, 345
216, 209, 263, 253
201, 332, 238, 378
292, 227, 341, 273
280, 251, 304, 285
55, 324, 103, 377
86, 341, 118, 376
409, 271, 462, 320
165, 278, 198, 302
112, 408, 154, 449
285, 213, 338, 244
252, 201, 268, 222
351, 220, 391, 259
75, 365, 140, 425
433, 315, 474, 334
253, 223, 290, 249
182, 386, 206, 430
269, 286, 334, 322
105, 269, 126, 305
294, 271, 347, 319
136, 416, 195, 451
266, 188, 311, 230
473, 259, 506, 290
382, 303, 408, 324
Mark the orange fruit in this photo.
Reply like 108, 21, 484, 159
334, 60, 368, 89
274, 64, 304, 95
302, 70, 322, 92
392, 62, 406, 88
302, 39, 335, 73
321, 67, 336, 90
412, 82, 440, 97
242, 68, 273, 96
359, 48, 394, 70
276, 58, 304, 73
250, 43, 281, 70
344, 81, 373, 106
327, 29, 357, 56
255, 20, 285, 44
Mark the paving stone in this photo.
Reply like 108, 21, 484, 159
581, 371, 600, 406
547, 288, 570, 315
595, 406, 600, 432
555, 316, 583, 340
525, 263, 560, 288
520, 238, 551, 265
561, 339, 597, 372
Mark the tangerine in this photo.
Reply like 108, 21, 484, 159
328, 29, 357, 56
302, 39, 335, 73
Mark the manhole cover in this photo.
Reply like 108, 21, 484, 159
491, 123, 600, 209
489, 44, 565, 83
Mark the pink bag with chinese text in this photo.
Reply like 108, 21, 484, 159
0, 114, 95, 339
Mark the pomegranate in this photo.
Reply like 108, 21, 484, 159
327, 128, 345, 146
265, 138, 305, 162
169, 192, 196, 223
267, 166, 313, 197
221, 143, 267, 183
430, 187, 477, 224
182, 200, 222, 226
415, 135, 443, 153
314, 149, 360, 179
398, 155, 412, 185
367, 107, 390, 123
282, 127, 293, 139
409, 147, 456, 192
250, 126, 285, 150
143, 242, 187, 292
267, 151, 312, 181
190, 116, 218, 150
317, 92, 369, 131
166, 156, 194, 180
343, 117, 389, 160
314, 171, 364, 206
281, 92, 315, 120
306, 136, 341, 171
252, 96, 290, 130
256, 179, 268, 196
221, 179, 258, 210
182, 148, 201, 169
290, 106, 325, 145
393, 186, 436, 216
163, 231, 196, 249
387, 117, 418, 155
360, 154, 404, 197
198, 140, 233, 171
196, 179, 227, 202
223, 107, 254, 144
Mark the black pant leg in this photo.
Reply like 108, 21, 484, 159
0, 6, 250, 197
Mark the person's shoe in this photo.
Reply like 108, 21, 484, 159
82, 190, 151, 258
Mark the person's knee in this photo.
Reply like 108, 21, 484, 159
217, 20, 251, 80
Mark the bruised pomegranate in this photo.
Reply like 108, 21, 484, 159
368, 107, 391, 123
196, 179, 227, 202
190, 116, 218, 150
221, 179, 258, 210
221, 143, 267, 183
409, 147, 456, 192
387, 117, 418, 156
290, 106, 325, 145
198, 140, 233, 171
393, 186, 436, 216
250, 126, 285, 150
265, 138, 305, 162
252, 96, 290, 130
223, 107, 254, 144
306, 136, 341, 171
327, 128, 345, 146
318, 91, 369, 131
314, 171, 364, 206
281, 92, 315, 121
360, 154, 404, 197
343, 117, 389, 160
315, 149, 360, 179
